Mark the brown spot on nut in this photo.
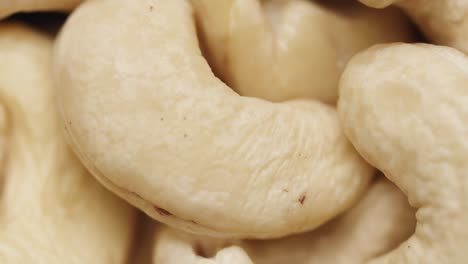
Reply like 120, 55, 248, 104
298, 194, 306, 205
282, 188, 289, 193
154, 206, 172, 216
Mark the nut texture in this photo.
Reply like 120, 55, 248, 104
360, 0, 468, 54
193, 0, 415, 103
152, 177, 415, 264
0, 23, 135, 263
54, 0, 373, 238
339, 43, 468, 263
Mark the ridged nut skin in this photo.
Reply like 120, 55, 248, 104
339, 43, 468, 263
0, 23, 136, 263
152, 177, 415, 264
54, 0, 373, 239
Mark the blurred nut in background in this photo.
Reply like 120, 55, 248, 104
0, 23, 136, 263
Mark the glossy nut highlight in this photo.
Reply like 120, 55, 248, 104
54, 0, 373, 238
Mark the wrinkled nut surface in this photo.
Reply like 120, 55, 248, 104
0, 23, 136, 263
339, 43, 468, 263
0, 0, 82, 19
54, 0, 373, 238
359, 0, 468, 53
193, 0, 414, 103
152, 177, 415, 264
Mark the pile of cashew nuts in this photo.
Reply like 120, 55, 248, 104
0, 0, 467, 263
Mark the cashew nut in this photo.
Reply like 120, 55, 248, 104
339, 43, 468, 263
0, 0, 82, 19
193, 0, 415, 103
153, 228, 252, 264
152, 177, 415, 263
54, 0, 373, 238
0, 22, 135, 263
359, 0, 468, 53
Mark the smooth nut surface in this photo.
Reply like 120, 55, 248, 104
194, 0, 414, 103
0, 23, 135, 263
54, 0, 373, 238
359, 0, 468, 54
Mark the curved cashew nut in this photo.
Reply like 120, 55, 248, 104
339, 43, 468, 263
152, 177, 415, 264
0, 23, 135, 263
359, 0, 468, 53
192, 0, 414, 103
54, 0, 373, 238
0, 0, 82, 19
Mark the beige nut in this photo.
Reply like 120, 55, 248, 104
0, 0, 82, 19
339, 43, 468, 263
54, 0, 373, 238
359, 0, 468, 54
192, 0, 415, 103
0, 23, 136, 263
152, 177, 415, 264
153, 228, 252, 264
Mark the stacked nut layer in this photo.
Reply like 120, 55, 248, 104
0, 0, 467, 263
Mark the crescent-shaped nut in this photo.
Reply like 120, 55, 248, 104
0, 23, 136, 263
152, 177, 415, 264
193, 0, 415, 103
0, 0, 82, 19
338, 43, 468, 263
359, 0, 468, 54
54, 0, 373, 238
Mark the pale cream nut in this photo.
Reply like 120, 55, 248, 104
339, 43, 468, 263
192, 0, 390, 239
192, 0, 415, 103
54, 0, 373, 238
153, 228, 251, 264
359, 0, 468, 54
151, 177, 415, 264
0, 23, 136, 263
